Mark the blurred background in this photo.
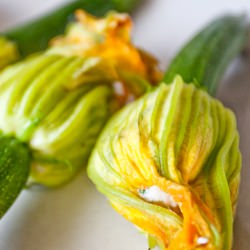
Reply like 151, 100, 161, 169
0, 0, 249, 249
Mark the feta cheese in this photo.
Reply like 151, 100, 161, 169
138, 185, 177, 208
197, 237, 209, 245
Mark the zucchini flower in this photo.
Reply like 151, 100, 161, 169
87, 15, 246, 250
0, 0, 140, 70
88, 77, 241, 249
0, 9, 160, 201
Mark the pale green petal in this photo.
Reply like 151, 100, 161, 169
88, 76, 241, 249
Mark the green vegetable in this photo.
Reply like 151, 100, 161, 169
164, 15, 247, 95
0, 0, 140, 69
0, 10, 159, 217
0, 136, 30, 218
0, 53, 114, 186
87, 14, 246, 250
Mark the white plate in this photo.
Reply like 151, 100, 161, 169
0, 1, 249, 249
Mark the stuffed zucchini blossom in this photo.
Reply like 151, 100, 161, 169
87, 76, 241, 250
0, 10, 160, 187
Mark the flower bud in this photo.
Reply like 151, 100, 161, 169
88, 76, 241, 249
0, 11, 160, 187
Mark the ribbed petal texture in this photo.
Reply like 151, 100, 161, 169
88, 76, 241, 250
0, 54, 113, 186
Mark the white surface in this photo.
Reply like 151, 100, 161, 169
0, 0, 249, 249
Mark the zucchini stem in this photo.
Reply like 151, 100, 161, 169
0, 136, 31, 218
164, 15, 247, 96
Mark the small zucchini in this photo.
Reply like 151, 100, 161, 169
0, 136, 31, 218
164, 15, 247, 95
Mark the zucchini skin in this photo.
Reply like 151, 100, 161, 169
0, 136, 31, 218
164, 15, 247, 95
3, 0, 139, 57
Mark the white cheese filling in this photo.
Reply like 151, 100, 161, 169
138, 185, 177, 208
197, 236, 209, 245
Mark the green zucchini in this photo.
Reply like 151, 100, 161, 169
0, 136, 31, 218
164, 15, 247, 95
